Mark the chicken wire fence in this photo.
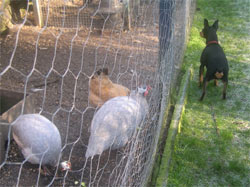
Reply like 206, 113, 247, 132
0, 0, 195, 186
39, 0, 150, 28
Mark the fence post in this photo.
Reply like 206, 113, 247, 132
159, 0, 175, 63
32, 0, 43, 27
123, 0, 131, 30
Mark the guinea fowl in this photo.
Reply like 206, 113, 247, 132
85, 85, 151, 158
11, 114, 71, 175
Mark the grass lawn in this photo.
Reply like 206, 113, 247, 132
167, 0, 250, 186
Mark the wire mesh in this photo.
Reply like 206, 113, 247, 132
40, 0, 124, 28
0, 0, 195, 186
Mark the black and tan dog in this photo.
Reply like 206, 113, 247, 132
199, 19, 229, 101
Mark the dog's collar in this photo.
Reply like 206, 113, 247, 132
207, 41, 219, 45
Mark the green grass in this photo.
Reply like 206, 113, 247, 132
167, 0, 250, 186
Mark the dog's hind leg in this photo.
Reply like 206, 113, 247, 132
199, 65, 204, 87
200, 79, 208, 101
222, 81, 228, 99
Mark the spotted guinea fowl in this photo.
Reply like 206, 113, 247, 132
85, 85, 151, 158
12, 114, 71, 175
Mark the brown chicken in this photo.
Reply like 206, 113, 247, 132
89, 68, 130, 107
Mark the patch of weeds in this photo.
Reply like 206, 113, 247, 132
224, 175, 243, 187
229, 160, 247, 174
220, 129, 233, 142
212, 160, 228, 175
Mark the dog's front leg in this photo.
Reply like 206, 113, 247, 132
199, 65, 204, 87
222, 81, 228, 99
200, 78, 208, 101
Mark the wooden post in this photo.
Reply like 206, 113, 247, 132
32, 0, 43, 27
123, 0, 131, 31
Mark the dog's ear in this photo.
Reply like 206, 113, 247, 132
204, 19, 209, 27
212, 20, 219, 31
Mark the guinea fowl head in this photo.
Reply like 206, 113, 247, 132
138, 85, 151, 97
60, 161, 72, 171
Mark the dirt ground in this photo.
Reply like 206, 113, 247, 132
0, 3, 159, 186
